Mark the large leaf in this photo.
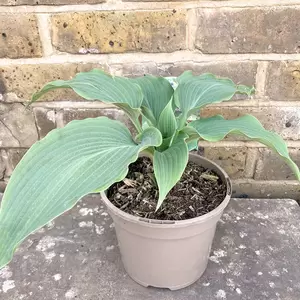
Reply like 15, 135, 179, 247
0, 117, 162, 269
157, 99, 177, 138
134, 75, 174, 125
175, 73, 254, 112
32, 69, 143, 108
174, 73, 254, 128
176, 70, 194, 84
32, 69, 144, 132
177, 71, 230, 85
154, 134, 189, 210
190, 115, 300, 180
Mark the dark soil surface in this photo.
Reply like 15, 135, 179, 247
107, 157, 227, 221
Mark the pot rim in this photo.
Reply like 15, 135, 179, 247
101, 153, 232, 228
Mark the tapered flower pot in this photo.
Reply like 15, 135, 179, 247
101, 153, 232, 290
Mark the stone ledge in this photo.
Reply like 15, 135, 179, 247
10, 0, 104, 3
232, 180, 300, 202
0, 194, 299, 299
0, 1, 299, 14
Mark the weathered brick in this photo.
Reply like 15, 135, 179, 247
1, 0, 104, 4
201, 107, 300, 141
162, 61, 257, 87
0, 14, 42, 59
63, 108, 136, 133
34, 107, 56, 138
0, 63, 106, 102
0, 103, 38, 147
266, 61, 300, 101
232, 180, 300, 202
5, 149, 28, 177
203, 146, 247, 179
112, 62, 166, 77
255, 148, 300, 180
244, 148, 258, 179
51, 11, 187, 54
195, 8, 300, 54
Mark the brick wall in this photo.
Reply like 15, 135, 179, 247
0, 0, 300, 200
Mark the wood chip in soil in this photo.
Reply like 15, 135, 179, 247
107, 157, 227, 221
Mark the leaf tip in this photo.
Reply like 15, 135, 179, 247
31, 92, 39, 103
0, 243, 14, 271
293, 165, 300, 181
237, 84, 255, 96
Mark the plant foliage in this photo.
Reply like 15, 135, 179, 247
0, 70, 299, 269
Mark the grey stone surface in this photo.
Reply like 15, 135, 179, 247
0, 194, 299, 299
232, 181, 300, 203
33, 108, 56, 139
0, 103, 38, 147
3, 149, 28, 178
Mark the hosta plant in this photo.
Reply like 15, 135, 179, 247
0, 70, 299, 269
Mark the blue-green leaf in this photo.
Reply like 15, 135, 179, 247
154, 135, 188, 210
0, 117, 162, 269
134, 75, 174, 125
157, 99, 177, 138
32, 69, 143, 109
32, 69, 145, 132
174, 73, 254, 128
190, 115, 300, 180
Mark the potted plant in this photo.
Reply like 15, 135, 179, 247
0, 70, 299, 290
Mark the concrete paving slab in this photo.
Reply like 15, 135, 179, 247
0, 194, 299, 300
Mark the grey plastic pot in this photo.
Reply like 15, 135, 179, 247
101, 153, 232, 290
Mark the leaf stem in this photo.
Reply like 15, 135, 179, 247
177, 112, 188, 130
131, 117, 143, 134
140, 147, 154, 161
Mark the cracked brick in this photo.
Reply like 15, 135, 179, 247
0, 103, 38, 147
